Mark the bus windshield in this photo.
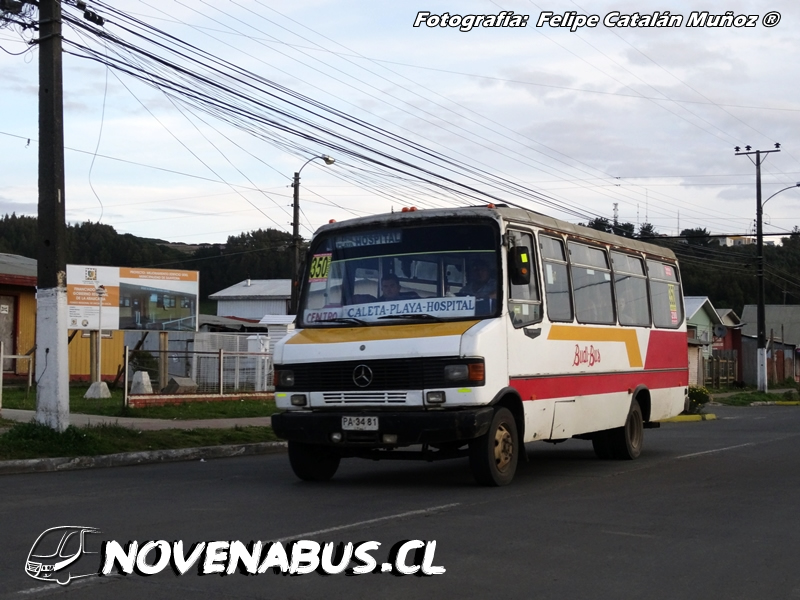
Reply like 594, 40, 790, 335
299, 221, 500, 326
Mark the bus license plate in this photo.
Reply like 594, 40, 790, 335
342, 416, 379, 431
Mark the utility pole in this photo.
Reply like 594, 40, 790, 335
36, 0, 70, 430
735, 144, 781, 393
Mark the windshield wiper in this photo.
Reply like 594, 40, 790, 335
378, 313, 443, 322
314, 317, 367, 325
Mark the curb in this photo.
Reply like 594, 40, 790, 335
660, 414, 717, 423
749, 401, 800, 406
0, 441, 287, 476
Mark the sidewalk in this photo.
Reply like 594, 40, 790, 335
0, 408, 283, 476
711, 388, 795, 400
0, 408, 272, 430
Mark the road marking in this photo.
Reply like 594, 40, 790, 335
17, 584, 61, 596
601, 530, 655, 539
676, 442, 755, 459
270, 502, 461, 543
16, 575, 119, 596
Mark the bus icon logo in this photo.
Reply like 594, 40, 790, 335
25, 526, 101, 585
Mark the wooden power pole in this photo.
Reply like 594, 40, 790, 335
35, 0, 70, 430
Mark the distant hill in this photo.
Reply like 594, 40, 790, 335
0, 214, 293, 299
4, 213, 799, 314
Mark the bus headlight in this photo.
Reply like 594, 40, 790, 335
275, 369, 295, 387
444, 365, 469, 381
444, 361, 485, 384
290, 394, 307, 406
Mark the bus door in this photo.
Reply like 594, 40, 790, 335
506, 228, 543, 373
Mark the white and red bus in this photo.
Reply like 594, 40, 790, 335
272, 205, 688, 486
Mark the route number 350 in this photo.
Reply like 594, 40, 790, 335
308, 254, 331, 281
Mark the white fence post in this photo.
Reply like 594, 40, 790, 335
218, 348, 224, 396
0, 341, 4, 410
123, 345, 129, 408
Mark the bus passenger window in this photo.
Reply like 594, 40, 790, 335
507, 230, 541, 327
568, 242, 614, 325
540, 236, 572, 322
647, 260, 683, 328
611, 252, 650, 327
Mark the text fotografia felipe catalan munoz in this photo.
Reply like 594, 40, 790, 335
412, 10, 781, 32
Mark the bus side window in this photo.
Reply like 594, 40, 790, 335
507, 230, 541, 327
540, 235, 573, 322
647, 260, 683, 328
568, 242, 615, 325
611, 251, 651, 327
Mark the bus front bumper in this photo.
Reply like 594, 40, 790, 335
271, 407, 495, 448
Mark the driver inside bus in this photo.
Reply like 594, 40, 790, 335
458, 259, 497, 298
378, 274, 420, 302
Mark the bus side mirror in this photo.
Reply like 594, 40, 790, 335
509, 246, 531, 285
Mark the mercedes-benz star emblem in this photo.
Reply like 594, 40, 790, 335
352, 364, 373, 388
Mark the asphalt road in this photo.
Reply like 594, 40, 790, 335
2, 404, 799, 600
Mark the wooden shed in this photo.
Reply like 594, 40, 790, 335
0, 253, 124, 381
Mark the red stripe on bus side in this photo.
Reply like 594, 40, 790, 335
510, 369, 689, 401
644, 330, 689, 370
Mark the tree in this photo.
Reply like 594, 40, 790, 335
680, 227, 712, 247
194, 228, 294, 298
637, 222, 657, 239
583, 217, 613, 233
611, 222, 636, 238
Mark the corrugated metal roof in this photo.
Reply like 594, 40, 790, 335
209, 279, 291, 299
0, 253, 36, 278
684, 296, 722, 324
258, 314, 295, 325
741, 304, 800, 344
716, 308, 741, 325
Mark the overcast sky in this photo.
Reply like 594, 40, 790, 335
1, 0, 799, 246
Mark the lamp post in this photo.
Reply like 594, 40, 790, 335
291, 155, 335, 314
736, 142, 799, 392
757, 182, 800, 391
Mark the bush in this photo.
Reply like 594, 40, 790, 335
686, 385, 710, 414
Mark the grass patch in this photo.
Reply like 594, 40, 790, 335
713, 391, 797, 406
0, 385, 278, 419
0, 421, 279, 460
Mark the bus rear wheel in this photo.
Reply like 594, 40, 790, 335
288, 441, 340, 481
609, 399, 644, 460
469, 407, 519, 486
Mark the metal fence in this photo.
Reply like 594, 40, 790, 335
124, 346, 273, 401
0, 341, 34, 409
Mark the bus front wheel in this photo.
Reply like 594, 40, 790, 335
288, 441, 340, 481
469, 407, 519, 486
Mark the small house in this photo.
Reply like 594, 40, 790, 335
209, 279, 291, 320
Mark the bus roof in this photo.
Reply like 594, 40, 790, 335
315, 206, 678, 262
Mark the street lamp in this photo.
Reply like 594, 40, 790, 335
291, 155, 335, 314
756, 182, 800, 391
